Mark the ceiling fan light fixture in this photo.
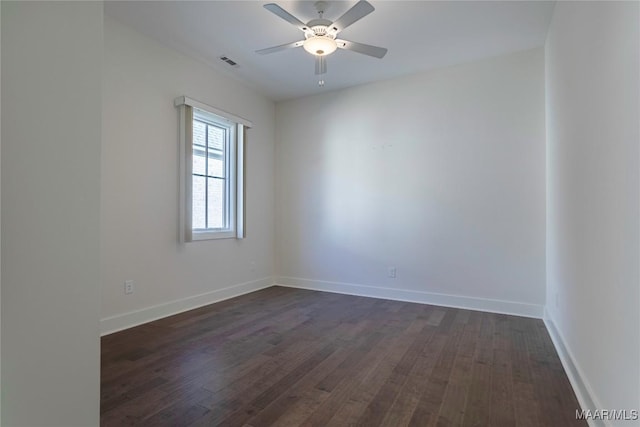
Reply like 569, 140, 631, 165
303, 36, 337, 56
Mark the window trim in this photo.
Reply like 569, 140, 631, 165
175, 96, 251, 242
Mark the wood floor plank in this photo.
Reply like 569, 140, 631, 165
454, 312, 489, 427
489, 348, 516, 426
347, 319, 431, 426
436, 314, 479, 426
436, 354, 474, 426
197, 339, 325, 423
427, 309, 447, 326
247, 347, 352, 426
379, 330, 445, 427
513, 381, 543, 427
215, 342, 338, 426
101, 287, 587, 427
269, 387, 331, 427
407, 321, 466, 426
462, 360, 493, 427
303, 335, 397, 426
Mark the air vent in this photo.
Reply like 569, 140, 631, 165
219, 56, 239, 67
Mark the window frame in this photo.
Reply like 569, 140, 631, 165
191, 109, 236, 240
175, 96, 250, 242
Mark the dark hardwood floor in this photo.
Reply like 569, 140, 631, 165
101, 286, 586, 426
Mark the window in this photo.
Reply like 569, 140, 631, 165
192, 110, 233, 232
175, 96, 251, 241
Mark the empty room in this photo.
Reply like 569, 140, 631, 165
1, 0, 638, 426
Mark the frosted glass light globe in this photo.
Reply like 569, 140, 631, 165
303, 36, 337, 56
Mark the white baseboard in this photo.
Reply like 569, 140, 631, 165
100, 277, 274, 336
543, 308, 606, 427
275, 276, 544, 318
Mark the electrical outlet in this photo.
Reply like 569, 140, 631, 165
124, 280, 134, 295
250, 261, 256, 272
388, 267, 397, 279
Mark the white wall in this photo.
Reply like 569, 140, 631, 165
1, 2, 103, 426
0, 0, 3, 422
545, 1, 640, 421
275, 48, 546, 316
101, 16, 276, 333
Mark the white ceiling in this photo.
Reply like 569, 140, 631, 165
105, 1, 555, 101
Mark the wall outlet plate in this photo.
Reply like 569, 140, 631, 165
124, 280, 134, 295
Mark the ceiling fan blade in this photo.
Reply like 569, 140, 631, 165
263, 3, 308, 31
330, 1, 374, 33
336, 39, 387, 58
256, 40, 304, 55
315, 56, 327, 75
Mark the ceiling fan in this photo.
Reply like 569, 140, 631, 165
256, 0, 387, 81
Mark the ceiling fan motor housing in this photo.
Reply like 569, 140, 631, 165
305, 19, 336, 36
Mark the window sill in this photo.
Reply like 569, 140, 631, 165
191, 230, 236, 241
